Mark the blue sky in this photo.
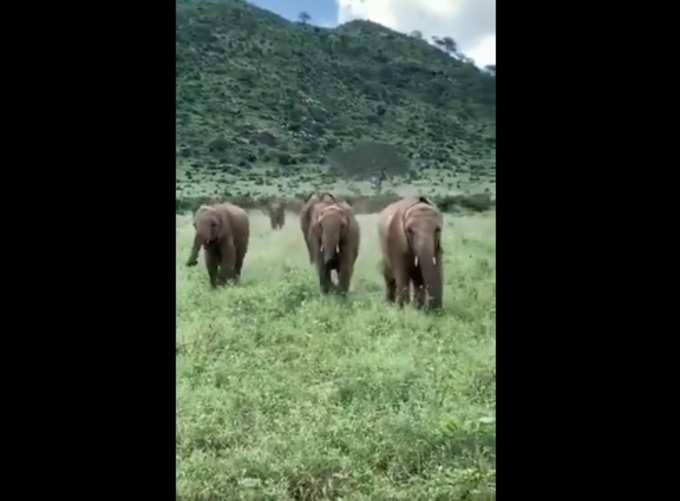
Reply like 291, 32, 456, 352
245, 1, 495, 67
247, 0, 338, 28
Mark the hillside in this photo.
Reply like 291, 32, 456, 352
176, 0, 496, 201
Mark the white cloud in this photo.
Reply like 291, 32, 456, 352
335, 0, 495, 66
316, 20, 338, 28
466, 34, 495, 68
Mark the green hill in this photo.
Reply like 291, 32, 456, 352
176, 0, 496, 201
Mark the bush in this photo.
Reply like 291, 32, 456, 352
278, 153, 294, 165
208, 137, 230, 153
435, 193, 493, 213
328, 142, 410, 178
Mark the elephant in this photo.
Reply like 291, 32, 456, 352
267, 199, 285, 230
186, 202, 250, 288
300, 193, 344, 262
185, 197, 223, 266
378, 196, 444, 309
300, 193, 360, 295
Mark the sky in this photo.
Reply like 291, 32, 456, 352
246, 0, 495, 67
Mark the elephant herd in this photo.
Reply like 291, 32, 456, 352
186, 193, 444, 309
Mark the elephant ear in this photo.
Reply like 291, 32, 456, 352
300, 202, 318, 263
194, 205, 207, 220
391, 207, 411, 251
194, 206, 209, 227
319, 192, 336, 203
338, 201, 353, 211
338, 208, 350, 229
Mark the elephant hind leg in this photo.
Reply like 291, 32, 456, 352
217, 243, 236, 286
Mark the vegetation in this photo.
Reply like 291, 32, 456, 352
176, 0, 495, 201
298, 11, 311, 25
177, 211, 496, 499
176, 1, 495, 497
432, 36, 458, 56
327, 142, 410, 178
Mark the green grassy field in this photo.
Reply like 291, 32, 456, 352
176, 161, 496, 202
176, 210, 496, 500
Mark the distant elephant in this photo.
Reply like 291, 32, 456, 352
300, 193, 360, 295
378, 197, 444, 309
186, 202, 250, 288
267, 199, 285, 230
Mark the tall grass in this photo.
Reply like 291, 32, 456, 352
176, 211, 495, 500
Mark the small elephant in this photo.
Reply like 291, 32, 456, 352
300, 193, 360, 295
378, 197, 444, 309
185, 197, 223, 266
300, 192, 341, 263
267, 199, 285, 230
186, 203, 250, 288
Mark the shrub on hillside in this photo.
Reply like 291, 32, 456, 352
278, 152, 294, 165
208, 137, 230, 153
328, 142, 410, 178
436, 193, 493, 212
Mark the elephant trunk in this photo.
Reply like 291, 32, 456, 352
196, 227, 212, 247
416, 247, 442, 309
321, 232, 340, 265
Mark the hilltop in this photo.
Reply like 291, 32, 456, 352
176, 0, 496, 201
